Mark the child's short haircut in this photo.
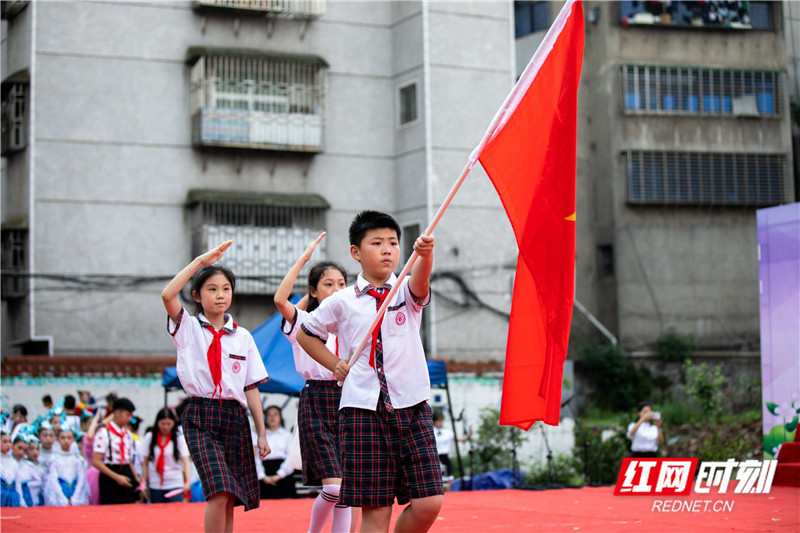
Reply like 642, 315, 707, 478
63, 395, 76, 410
112, 397, 136, 413
348, 210, 401, 246
432, 410, 444, 423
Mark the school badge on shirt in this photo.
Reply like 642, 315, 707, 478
395, 312, 406, 325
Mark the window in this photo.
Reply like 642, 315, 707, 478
189, 50, 327, 152
402, 223, 421, 262
1, 228, 28, 299
398, 82, 418, 126
621, 65, 782, 117
597, 245, 614, 279
188, 190, 329, 294
195, 0, 325, 19
1, 83, 27, 153
515, 1, 549, 38
620, 1, 772, 30
623, 151, 788, 206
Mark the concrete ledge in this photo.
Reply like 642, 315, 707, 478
1, 355, 176, 378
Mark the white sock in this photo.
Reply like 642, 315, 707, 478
331, 504, 352, 533
308, 484, 340, 533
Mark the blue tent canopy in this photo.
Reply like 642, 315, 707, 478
427, 360, 448, 388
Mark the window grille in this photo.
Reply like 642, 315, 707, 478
1, 228, 28, 299
188, 192, 328, 294
623, 151, 788, 206
195, 0, 325, 19
621, 65, 782, 117
1, 83, 27, 153
190, 53, 327, 152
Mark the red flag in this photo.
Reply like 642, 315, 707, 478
470, 0, 584, 429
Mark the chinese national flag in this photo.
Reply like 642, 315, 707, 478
470, 0, 584, 429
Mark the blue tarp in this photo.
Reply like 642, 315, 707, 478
163, 302, 449, 397
450, 469, 525, 491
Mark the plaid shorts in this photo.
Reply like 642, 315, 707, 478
183, 397, 260, 511
299, 380, 343, 486
339, 400, 444, 507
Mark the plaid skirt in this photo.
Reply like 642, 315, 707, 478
339, 400, 444, 507
183, 397, 260, 511
298, 380, 343, 486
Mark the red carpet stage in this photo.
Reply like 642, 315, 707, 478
2, 487, 798, 532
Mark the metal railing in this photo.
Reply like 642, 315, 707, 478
195, 0, 325, 19
190, 54, 326, 151
620, 65, 782, 117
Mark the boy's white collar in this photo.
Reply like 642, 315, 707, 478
356, 272, 397, 292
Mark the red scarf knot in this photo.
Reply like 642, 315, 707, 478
365, 288, 389, 369
106, 423, 127, 466
156, 432, 171, 487
203, 324, 231, 399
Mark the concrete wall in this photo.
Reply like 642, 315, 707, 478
2, 1, 518, 359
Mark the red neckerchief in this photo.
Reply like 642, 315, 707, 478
106, 423, 127, 465
202, 324, 233, 399
156, 433, 171, 486
365, 288, 389, 369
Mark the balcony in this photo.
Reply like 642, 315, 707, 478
195, 0, 325, 20
189, 50, 327, 152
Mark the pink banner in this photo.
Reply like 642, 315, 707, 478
757, 203, 800, 459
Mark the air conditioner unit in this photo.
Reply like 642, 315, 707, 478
732, 95, 759, 117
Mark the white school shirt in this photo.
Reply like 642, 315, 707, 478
627, 421, 659, 452
283, 308, 338, 381
141, 432, 190, 490
434, 426, 455, 455
264, 427, 292, 461
169, 309, 269, 409
93, 421, 135, 465
300, 272, 431, 411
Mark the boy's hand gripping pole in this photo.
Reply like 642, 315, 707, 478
340, 161, 474, 383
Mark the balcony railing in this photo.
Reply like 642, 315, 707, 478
190, 52, 326, 152
195, 0, 325, 20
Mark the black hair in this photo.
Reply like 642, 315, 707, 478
348, 210, 401, 247
265, 405, 284, 428
637, 401, 651, 412
63, 395, 76, 410
12, 435, 26, 445
307, 261, 348, 312
148, 407, 180, 462
12, 404, 27, 417
191, 265, 236, 317
432, 409, 444, 423
113, 397, 136, 413
41, 395, 52, 405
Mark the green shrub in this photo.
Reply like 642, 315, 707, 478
526, 453, 580, 485
572, 425, 629, 485
656, 328, 695, 362
575, 343, 652, 412
658, 399, 698, 426
471, 408, 528, 474
684, 359, 725, 421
